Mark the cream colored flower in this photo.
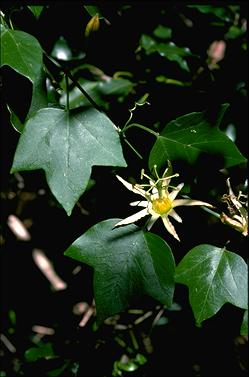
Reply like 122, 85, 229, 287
115, 163, 213, 241
220, 178, 248, 236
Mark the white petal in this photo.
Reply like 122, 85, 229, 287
130, 201, 148, 207
114, 208, 148, 227
162, 216, 180, 241
169, 183, 184, 201
172, 199, 213, 208
116, 175, 146, 197
169, 209, 182, 223
146, 214, 159, 230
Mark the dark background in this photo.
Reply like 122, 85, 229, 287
1, 2, 248, 376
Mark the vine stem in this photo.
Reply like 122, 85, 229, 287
43, 52, 102, 112
123, 137, 143, 160
122, 122, 159, 138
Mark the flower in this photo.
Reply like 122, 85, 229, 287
115, 163, 213, 241
220, 178, 248, 236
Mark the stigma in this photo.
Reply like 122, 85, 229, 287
152, 197, 172, 215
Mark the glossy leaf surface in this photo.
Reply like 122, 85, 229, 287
64, 219, 175, 324
0, 25, 42, 83
149, 104, 246, 171
175, 244, 248, 325
11, 108, 126, 215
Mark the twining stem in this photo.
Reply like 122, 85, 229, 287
119, 122, 158, 160
122, 123, 159, 138
44, 52, 102, 112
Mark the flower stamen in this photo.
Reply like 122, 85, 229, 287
152, 197, 172, 215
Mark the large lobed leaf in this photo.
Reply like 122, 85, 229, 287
0, 24, 43, 83
64, 219, 175, 325
11, 108, 126, 215
149, 104, 247, 171
175, 244, 248, 325
7, 67, 48, 133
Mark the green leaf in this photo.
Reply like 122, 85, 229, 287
240, 310, 248, 336
188, 5, 233, 22
98, 78, 134, 97
157, 43, 192, 72
60, 80, 106, 110
149, 104, 247, 171
0, 24, 43, 83
6, 67, 47, 133
25, 343, 55, 362
27, 6, 44, 19
140, 34, 193, 72
153, 25, 172, 40
11, 108, 126, 215
225, 25, 245, 40
84, 5, 104, 19
26, 67, 48, 120
60, 78, 134, 110
64, 219, 175, 325
175, 244, 248, 325
6, 105, 24, 133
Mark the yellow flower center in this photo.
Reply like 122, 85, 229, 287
152, 197, 172, 215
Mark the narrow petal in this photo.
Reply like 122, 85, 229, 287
130, 201, 148, 207
116, 175, 146, 197
169, 183, 184, 201
146, 214, 159, 230
173, 199, 213, 208
162, 216, 180, 241
114, 208, 148, 227
169, 209, 182, 223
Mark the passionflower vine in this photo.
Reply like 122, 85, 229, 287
115, 163, 213, 241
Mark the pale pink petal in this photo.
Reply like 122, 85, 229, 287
130, 201, 148, 207
169, 183, 184, 201
169, 209, 182, 223
32, 249, 67, 291
32, 325, 55, 335
7, 214, 31, 241
114, 208, 149, 227
146, 214, 159, 230
172, 199, 213, 208
162, 216, 180, 241
116, 175, 146, 197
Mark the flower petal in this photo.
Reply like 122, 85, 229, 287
114, 208, 148, 227
169, 209, 182, 223
116, 175, 146, 197
172, 199, 213, 208
130, 201, 148, 207
146, 214, 159, 230
169, 183, 184, 201
162, 216, 180, 241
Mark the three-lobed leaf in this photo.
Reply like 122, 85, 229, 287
149, 103, 247, 171
0, 24, 43, 83
64, 219, 175, 325
11, 108, 126, 215
175, 244, 248, 325
7, 67, 48, 133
